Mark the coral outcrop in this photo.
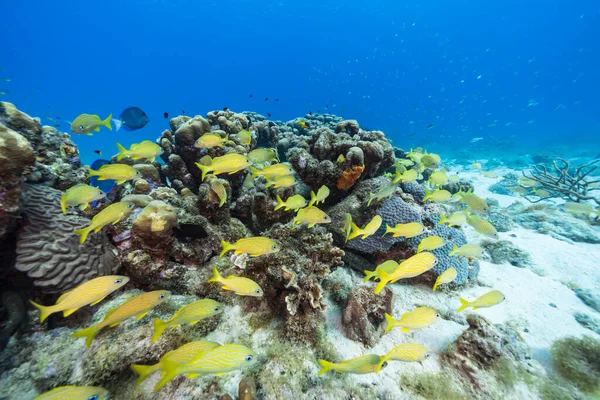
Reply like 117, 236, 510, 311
341, 285, 392, 347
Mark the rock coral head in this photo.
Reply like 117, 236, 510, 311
132, 200, 178, 252
337, 165, 365, 191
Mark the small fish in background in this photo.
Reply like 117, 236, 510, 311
384, 306, 440, 333
563, 202, 594, 215
466, 213, 499, 239
309, 185, 330, 206
116, 140, 163, 162
298, 120, 311, 129
0, 89, 8, 95
250, 163, 293, 179
459, 190, 490, 214
374, 252, 437, 294
195, 153, 252, 181
471, 137, 483, 143
318, 354, 385, 375
60, 184, 106, 214
0, 77, 11, 82
432, 267, 457, 291
71, 113, 112, 135
234, 130, 252, 146
195, 133, 229, 149
151, 299, 223, 343
376, 343, 430, 372
518, 176, 539, 188
265, 98, 268, 101
266, 175, 296, 188
367, 184, 397, 206
249, 94, 253, 98
181, 110, 185, 115
363, 260, 398, 282
274, 194, 307, 211
458, 290, 505, 312
417, 235, 445, 253
242, 173, 255, 191
74, 201, 137, 244
33, 386, 110, 400
275, 98, 279, 102
87, 163, 141, 184
163, 112, 169, 119
209, 181, 227, 207
472, 161, 482, 170
207, 267, 263, 297
29, 275, 129, 322
337, 154, 345, 163
427, 123, 435, 129
267, 113, 272, 117
438, 211, 467, 227
347, 215, 382, 241
482, 171, 498, 178
223, 107, 229, 112
343, 213, 353, 241
423, 189, 452, 203
393, 168, 418, 184
383, 222, 424, 238
428, 170, 448, 186
72, 290, 170, 347
450, 243, 485, 259
293, 206, 331, 228
532, 188, 550, 198
113, 107, 149, 131
448, 174, 460, 183
248, 148, 279, 164
420, 152, 441, 168
510, 186, 528, 195
94, 149, 102, 156
220, 237, 280, 257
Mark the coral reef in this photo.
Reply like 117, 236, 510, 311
0, 291, 26, 351
488, 173, 519, 196
574, 312, 600, 335
132, 200, 178, 253
481, 239, 533, 268
341, 285, 392, 347
574, 287, 600, 313
550, 336, 600, 393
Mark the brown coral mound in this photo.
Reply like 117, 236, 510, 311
337, 165, 365, 191
342, 285, 392, 347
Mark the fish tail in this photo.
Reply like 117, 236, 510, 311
423, 190, 431, 202
74, 226, 91, 245
131, 363, 161, 386
309, 191, 317, 207
72, 324, 99, 347
113, 118, 122, 131
457, 297, 470, 312
318, 359, 334, 375
384, 313, 395, 333
382, 224, 391, 237
151, 318, 166, 343
195, 162, 209, 181
438, 213, 447, 224
116, 142, 128, 161
363, 270, 375, 282
86, 166, 99, 178
208, 266, 222, 283
153, 364, 181, 392
449, 244, 458, 256
376, 356, 388, 373
274, 195, 285, 211
60, 193, 67, 215
367, 193, 374, 207
29, 300, 53, 323
103, 113, 113, 131
250, 166, 260, 178
219, 240, 232, 258
432, 279, 440, 292
374, 278, 389, 295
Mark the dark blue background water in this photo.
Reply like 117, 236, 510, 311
2, 0, 599, 164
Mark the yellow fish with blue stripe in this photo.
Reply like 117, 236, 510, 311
438, 211, 467, 227
30, 275, 129, 323
87, 163, 141, 184
367, 184, 397, 206
154, 344, 256, 391
466, 213, 498, 239
450, 243, 485, 259
208, 267, 263, 297
275, 194, 307, 211
309, 185, 330, 206
195, 153, 252, 181
376, 343, 429, 372
432, 267, 457, 291
385, 306, 439, 333
417, 235, 445, 253
428, 170, 448, 186
293, 206, 331, 228
116, 140, 163, 162
194, 133, 229, 149
266, 174, 296, 188
33, 386, 109, 400
460, 190, 490, 214
363, 260, 398, 282
458, 290, 505, 312
131, 340, 220, 386
383, 222, 424, 238
152, 299, 223, 343
347, 215, 382, 241
220, 237, 280, 257
393, 168, 418, 184
250, 163, 294, 178
71, 113, 112, 135
60, 184, 106, 214
74, 201, 137, 244
248, 148, 279, 164
318, 354, 385, 375
375, 252, 437, 294
423, 189, 452, 203
72, 290, 170, 347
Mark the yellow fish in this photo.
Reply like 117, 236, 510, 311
510, 186, 528, 194
72, 290, 170, 347
367, 184, 397, 206
87, 163, 141, 184
423, 189, 452, 203
248, 148, 278, 164
116, 140, 163, 162
298, 120, 310, 129
393, 168, 418, 184
448, 174, 460, 183
432, 267, 457, 291
343, 213, 353, 241
438, 211, 467, 227
74, 201, 136, 244
407, 148, 424, 164
347, 215, 382, 241
532, 188, 550, 198
518, 176, 539, 188
293, 206, 331, 228
275, 194, 306, 211
309, 185, 330, 206
459, 190, 490, 214
336, 154, 345, 163
563, 202, 594, 214
482, 171, 498, 178
71, 113, 112, 135
417, 236, 445, 253
209, 181, 227, 207
235, 130, 252, 146
195, 153, 252, 181
266, 175, 296, 188
376, 343, 429, 372
428, 170, 448, 186
318, 354, 384, 375
466, 213, 498, 239
384, 306, 439, 333
154, 344, 256, 391
208, 267, 263, 297
383, 222, 424, 238
60, 184, 106, 214
421, 152, 441, 168
375, 252, 437, 294
458, 290, 505, 312
33, 386, 109, 400
220, 237, 280, 257
131, 340, 220, 386
395, 159, 415, 167
449, 243, 485, 259
194, 133, 229, 149
242, 173, 255, 191
30, 275, 129, 323
152, 299, 223, 343
472, 161, 482, 170
363, 260, 398, 282
250, 163, 294, 179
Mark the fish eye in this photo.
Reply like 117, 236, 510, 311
115, 278, 123, 284
159, 294, 166, 300
245, 355, 253, 362
136, 171, 141, 175
88, 396, 98, 400
128, 203, 134, 208
435, 313, 440, 318
255, 289, 262, 294
381, 361, 388, 369
502, 296, 506, 300
433, 259, 438, 264
425, 353, 430, 358
98, 191, 104, 195
272, 245, 278, 250
79, 125, 85, 130
215, 306, 220, 311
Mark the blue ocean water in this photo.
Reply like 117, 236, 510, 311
1, 0, 599, 163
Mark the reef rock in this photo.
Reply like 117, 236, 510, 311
342, 285, 392, 347
132, 200, 178, 253
481, 239, 532, 268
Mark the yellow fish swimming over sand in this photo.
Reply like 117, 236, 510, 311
220, 237, 280, 257
293, 206, 331, 228
72, 290, 170, 347
60, 184, 106, 214
460, 190, 490, 214
87, 164, 141, 184
466, 213, 498, 239
423, 189, 452, 203
563, 202, 595, 215
194, 133, 229, 149
195, 153, 252, 181
30, 275, 129, 323
363, 260, 398, 282
116, 140, 163, 162
383, 222, 424, 238
208, 267, 263, 297
152, 299, 223, 343
71, 113, 112, 135
131, 340, 220, 386
275, 194, 307, 211
417, 235, 444, 253
457, 290, 505, 312
318, 354, 385, 375
74, 201, 136, 244
309, 185, 330, 206
375, 252, 437, 294
33, 386, 109, 400
384, 306, 439, 333
347, 215, 382, 241
154, 344, 256, 391
250, 163, 294, 179
376, 343, 429, 372
432, 267, 457, 291
449, 243, 485, 259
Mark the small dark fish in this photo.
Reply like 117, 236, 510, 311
223, 107, 229, 112
249, 94, 253, 98
182, 110, 185, 115
173, 223, 208, 240
114, 107, 150, 132
247, 115, 252, 124
94, 150, 102, 156
53, 123, 60, 128
309, 111, 313, 116
56, 116, 61, 120
427, 124, 435, 129
265, 98, 268, 102
408, 133, 415, 137
275, 98, 279, 102
164, 112, 169, 119
268, 113, 272, 117
325, 105, 328, 109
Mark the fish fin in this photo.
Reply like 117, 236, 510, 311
376, 356, 388, 373
131, 363, 160, 387
111, 217, 121, 225
29, 300, 53, 323
318, 359, 334, 375
85, 132, 93, 136
367, 193, 374, 207
113, 119, 122, 131
274, 195, 285, 211
438, 213, 447, 224
250, 166, 260, 178
308, 223, 315, 228
60, 193, 67, 214
56, 290, 73, 304
195, 162, 209, 181
432, 282, 439, 292
401, 327, 411, 332
74, 227, 91, 244
89, 296, 107, 306
93, 225, 104, 233
110, 321, 122, 327
186, 373, 201, 378
116, 142, 127, 160
152, 318, 166, 343
309, 191, 317, 207
86, 166, 97, 178
149, 157, 155, 163
103, 113, 113, 130
457, 297, 470, 312
93, 127, 101, 132
136, 311, 149, 320
219, 240, 232, 257
449, 244, 458, 256
374, 278, 388, 295
153, 364, 182, 392
382, 224, 391, 237
363, 270, 375, 282
384, 313, 395, 333
472, 307, 478, 311
78, 203, 89, 211
116, 180, 126, 185
207, 266, 222, 283
72, 324, 99, 347
63, 307, 79, 317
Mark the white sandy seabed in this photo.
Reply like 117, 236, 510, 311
320, 167, 600, 399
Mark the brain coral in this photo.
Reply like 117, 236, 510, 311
14, 185, 120, 293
